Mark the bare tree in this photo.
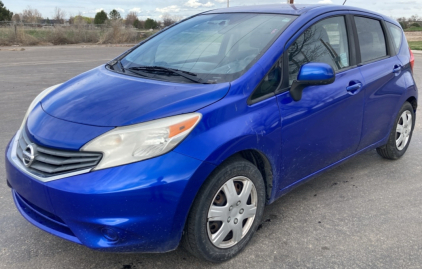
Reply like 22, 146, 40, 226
12, 13, 21, 22
408, 14, 420, 22
21, 7, 43, 23
162, 13, 182, 27
53, 7, 66, 24
125, 11, 138, 27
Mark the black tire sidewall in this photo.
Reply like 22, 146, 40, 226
186, 158, 266, 262
386, 102, 415, 159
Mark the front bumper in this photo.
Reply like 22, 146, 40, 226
5, 134, 215, 252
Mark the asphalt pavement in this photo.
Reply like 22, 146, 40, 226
0, 45, 421, 269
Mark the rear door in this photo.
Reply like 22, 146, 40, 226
276, 13, 365, 189
351, 13, 406, 150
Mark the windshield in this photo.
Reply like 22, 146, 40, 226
121, 13, 296, 83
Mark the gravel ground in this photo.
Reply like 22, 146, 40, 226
0, 45, 421, 269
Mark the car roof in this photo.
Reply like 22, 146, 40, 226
203, 4, 324, 16
203, 4, 394, 23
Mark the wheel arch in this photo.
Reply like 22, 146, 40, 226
236, 150, 274, 204
406, 96, 418, 113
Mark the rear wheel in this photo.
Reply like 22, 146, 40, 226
377, 102, 415, 159
182, 157, 265, 262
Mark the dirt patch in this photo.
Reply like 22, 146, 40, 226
405, 31, 422, 41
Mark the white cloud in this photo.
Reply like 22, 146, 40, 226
129, 7, 142, 13
156, 5, 181, 13
95, 8, 104, 13
214, 0, 226, 2
203, 2, 215, 7
318, 0, 333, 3
115, 8, 125, 13
185, 0, 215, 8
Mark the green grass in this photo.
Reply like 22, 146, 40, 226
409, 41, 422, 50
24, 29, 50, 39
404, 26, 422, 32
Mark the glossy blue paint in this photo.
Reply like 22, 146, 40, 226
5, 4, 418, 253
6, 141, 216, 252
27, 103, 113, 150
297, 63, 335, 82
276, 67, 365, 188
42, 66, 230, 127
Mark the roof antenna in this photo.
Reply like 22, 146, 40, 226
343, 0, 347, 5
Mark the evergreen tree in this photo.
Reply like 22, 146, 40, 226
94, 10, 108, 24
144, 18, 157, 29
133, 18, 141, 29
109, 9, 121, 20
0, 1, 13, 21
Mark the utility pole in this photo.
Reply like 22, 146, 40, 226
227, 0, 229, 7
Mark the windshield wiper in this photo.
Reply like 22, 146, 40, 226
128, 66, 208, 84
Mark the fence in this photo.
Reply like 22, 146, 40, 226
0, 21, 113, 30
0, 22, 156, 46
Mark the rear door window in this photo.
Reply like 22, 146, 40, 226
386, 22, 403, 53
355, 17, 387, 63
288, 16, 350, 85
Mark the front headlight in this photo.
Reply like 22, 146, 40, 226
81, 113, 202, 170
20, 84, 62, 131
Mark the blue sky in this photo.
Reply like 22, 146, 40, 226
2, 0, 421, 20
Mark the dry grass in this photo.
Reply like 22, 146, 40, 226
0, 21, 150, 46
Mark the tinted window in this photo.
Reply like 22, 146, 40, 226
122, 13, 295, 84
355, 17, 387, 62
251, 60, 282, 101
386, 22, 403, 53
288, 16, 350, 85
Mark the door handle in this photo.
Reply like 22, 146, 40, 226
393, 65, 402, 73
346, 83, 362, 93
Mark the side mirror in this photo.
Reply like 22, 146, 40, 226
290, 63, 335, 101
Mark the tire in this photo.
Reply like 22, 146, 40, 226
376, 101, 415, 160
182, 156, 266, 262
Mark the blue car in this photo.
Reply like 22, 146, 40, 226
5, 4, 417, 262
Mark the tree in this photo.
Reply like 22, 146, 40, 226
109, 9, 121, 20
21, 7, 42, 23
53, 7, 66, 24
144, 18, 158, 29
162, 13, 175, 27
0, 1, 13, 21
12, 13, 21, 22
71, 15, 93, 25
162, 13, 182, 27
409, 14, 420, 22
399, 21, 408, 29
133, 18, 142, 29
125, 11, 138, 26
94, 10, 108, 24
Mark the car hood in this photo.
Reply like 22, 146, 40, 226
41, 66, 230, 127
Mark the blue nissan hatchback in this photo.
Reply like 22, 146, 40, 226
5, 4, 418, 262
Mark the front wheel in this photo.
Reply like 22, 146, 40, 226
377, 101, 415, 160
182, 157, 265, 262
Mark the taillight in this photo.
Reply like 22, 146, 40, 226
410, 48, 415, 72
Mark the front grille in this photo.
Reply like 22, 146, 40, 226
15, 129, 102, 178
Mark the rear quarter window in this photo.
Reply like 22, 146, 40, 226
386, 22, 403, 54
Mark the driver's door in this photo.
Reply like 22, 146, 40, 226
276, 14, 365, 189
